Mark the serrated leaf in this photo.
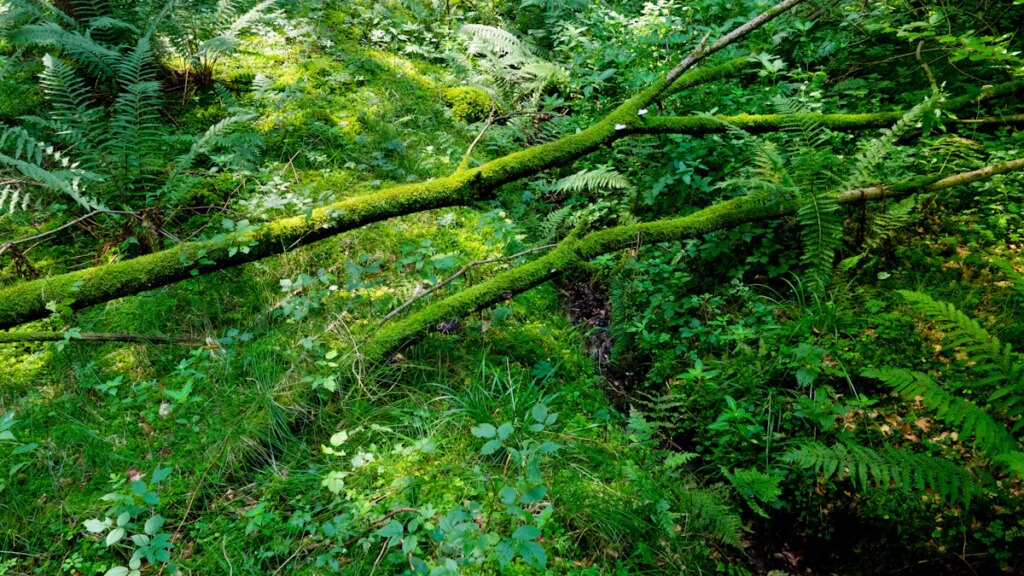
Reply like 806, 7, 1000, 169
520, 485, 548, 504
497, 422, 514, 441
377, 519, 404, 540
481, 439, 502, 455
494, 540, 516, 566
538, 441, 561, 454
500, 486, 517, 504
512, 525, 541, 541
531, 404, 547, 423
104, 567, 130, 576
402, 534, 418, 554
116, 512, 131, 527
519, 540, 547, 569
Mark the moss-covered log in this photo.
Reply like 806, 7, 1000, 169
362, 157, 1024, 360
0, 0, 1017, 331
0, 331, 205, 345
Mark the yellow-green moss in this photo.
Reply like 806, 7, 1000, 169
443, 86, 493, 123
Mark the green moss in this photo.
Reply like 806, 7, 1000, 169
443, 86, 493, 123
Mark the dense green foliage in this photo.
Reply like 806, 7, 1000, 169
1, 0, 1024, 574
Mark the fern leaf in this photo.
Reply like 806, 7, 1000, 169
897, 291, 1022, 389
677, 487, 744, 548
550, 168, 630, 194
992, 258, 1024, 298
11, 21, 122, 80
783, 441, 976, 505
863, 367, 1020, 457
864, 195, 918, 250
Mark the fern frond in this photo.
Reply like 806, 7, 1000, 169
724, 468, 781, 518
864, 195, 918, 251
796, 184, 842, 290
0, 125, 103, 211
992, 258, 1024, 298
11, 21, 121, 80
551, 168, 630, 194
676, 487, 743, 548
783, 441, 976, 505
994, 451, 1024, 477
175, 112, 257, 170
897, 291, 1022, 388
863, 367, 1020, 456
461, 24, 529, 58
226, 0, 277, 37
40, 53, 101, 146
538, 204, 573, 242
845, 92, 942, 189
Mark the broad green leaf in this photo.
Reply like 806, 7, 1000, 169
377, 519, 404, 540
151, 466, 172, 484
106, 527, 125, 546
520, 485, 548, 504
84, 518, 110, 533
499, 486, 517, 504
322, 471, 347, 494
497, 422, 514, 441
144, 514, 164, 535
470, 423, 496, 438
519, 540, 547, 569
329, 431, 349, 446
480, 439, 502, 455
512, 525, 541, 541
531, 403, 547, 423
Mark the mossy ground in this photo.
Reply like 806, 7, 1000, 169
0, 6, 690, 575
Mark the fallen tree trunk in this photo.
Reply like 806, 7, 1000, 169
359, 157, 1024, 360
0, 0, 1018, 331
0, 331, 206, 345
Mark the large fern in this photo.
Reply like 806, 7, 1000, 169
0, 124, 103, 211
783, 441, 976, 505
991, 258, 1024, 298
100, 36, 164, 195
161, 0, 278, 82
10, 19, 123, 80
458, 24, 568, 101
39, 52, 101, 147
863, 367, 1019, 456
860, 292, 1024, 476
897, 290, 1022, 390
675, 486, 744, 548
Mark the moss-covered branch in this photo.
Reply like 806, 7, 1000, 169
362, 157, 1024, 360
633, 112, 1024, 136
0, 67, 1019, 330
0, 331, 206, 345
